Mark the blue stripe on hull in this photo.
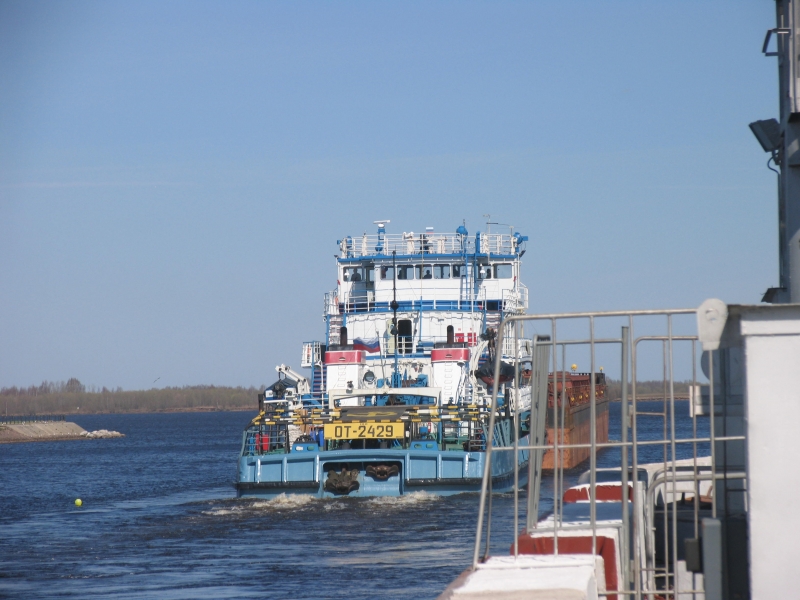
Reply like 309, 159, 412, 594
236, 435, 531, 499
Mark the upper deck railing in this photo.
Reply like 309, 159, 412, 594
323, 285, 528, 316
338, 232, 520, 258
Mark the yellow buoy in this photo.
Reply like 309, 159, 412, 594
571, 364, 577, 372
75, 498, 82, 507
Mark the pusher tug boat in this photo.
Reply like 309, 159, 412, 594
235, 220, 555, 499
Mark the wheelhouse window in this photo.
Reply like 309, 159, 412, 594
477, 264, 493, 279
343, 267, 364, 282
415, 265, 433, 279
494, 264, 513, 279
452, 264, 465, 278
381, 266, 394, 280
433, 264, 450, 279
397, 265, 414, 280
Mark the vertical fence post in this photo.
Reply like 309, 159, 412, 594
620, 326, 630, 592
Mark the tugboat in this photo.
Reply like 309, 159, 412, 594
236, 220, 535, 498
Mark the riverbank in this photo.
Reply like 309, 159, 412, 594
0, 420, 126, 444
1, 384, 260, 416
0, 420, 86, 443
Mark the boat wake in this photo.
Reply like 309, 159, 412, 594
365, 491, 439, 507
255, 493, 318, 511
202, 491, 440, 517
202, 493, 319, 516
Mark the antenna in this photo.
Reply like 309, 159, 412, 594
391, 250, 400, 387
374, 220, 390, 254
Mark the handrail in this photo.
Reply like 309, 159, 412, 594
325, 284, 529, 316
466, 303, 750, 600
473, 306, 698, 570
338, 232, 519, 258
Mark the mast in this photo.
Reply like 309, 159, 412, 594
753, 2, 800, 303
390, 249, 400, 387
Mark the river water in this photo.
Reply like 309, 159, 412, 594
0, 401, 706, 599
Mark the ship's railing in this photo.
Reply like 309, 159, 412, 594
352, 334, 481, 357
502, 285, 528, 312
471, 305, 746, 600
338, 232, 518, 258
318, 333, 530, 360
300, 341, 323, 367
323, 284, 528, 316
500, 334, 534, 359
323, 291, 339, 317
242, 423, 289, 456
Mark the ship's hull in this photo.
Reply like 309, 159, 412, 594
542, 397, 609, 469
236, 434, 530, 499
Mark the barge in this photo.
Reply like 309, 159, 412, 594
543, 371, 608, 469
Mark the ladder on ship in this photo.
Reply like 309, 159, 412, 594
485, 311, 501, 333
301, 341, 326, 397
311, 362, 326, 395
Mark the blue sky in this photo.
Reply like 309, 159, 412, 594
0, 1, 779, 389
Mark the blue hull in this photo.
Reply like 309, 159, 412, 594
236, 435, 530, 499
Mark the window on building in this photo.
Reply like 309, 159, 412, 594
494, 264, 513, 279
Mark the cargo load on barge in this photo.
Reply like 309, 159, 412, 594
543, 371, 608, 469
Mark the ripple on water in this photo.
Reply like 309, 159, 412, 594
0, 405, 706, 599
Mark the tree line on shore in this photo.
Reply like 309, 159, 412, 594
1, 377, 692, 416
604, 379, 690, 400
1, 379, 262, 415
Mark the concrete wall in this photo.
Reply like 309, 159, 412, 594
735, 305, 800, 599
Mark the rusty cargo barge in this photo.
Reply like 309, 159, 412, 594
542, 371, 608, 469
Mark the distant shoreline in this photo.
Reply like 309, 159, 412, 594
2, 399, 698, 417
1, 379, 693, 416
0, 384, 262, 417
1, 405, 258, 418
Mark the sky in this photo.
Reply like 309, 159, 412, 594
0, 1, 780, 390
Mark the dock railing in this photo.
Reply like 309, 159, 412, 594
473, 306, 746, 600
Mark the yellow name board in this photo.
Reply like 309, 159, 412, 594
324, 422, 404, 440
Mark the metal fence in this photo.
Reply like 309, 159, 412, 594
472, 308, 745, 599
